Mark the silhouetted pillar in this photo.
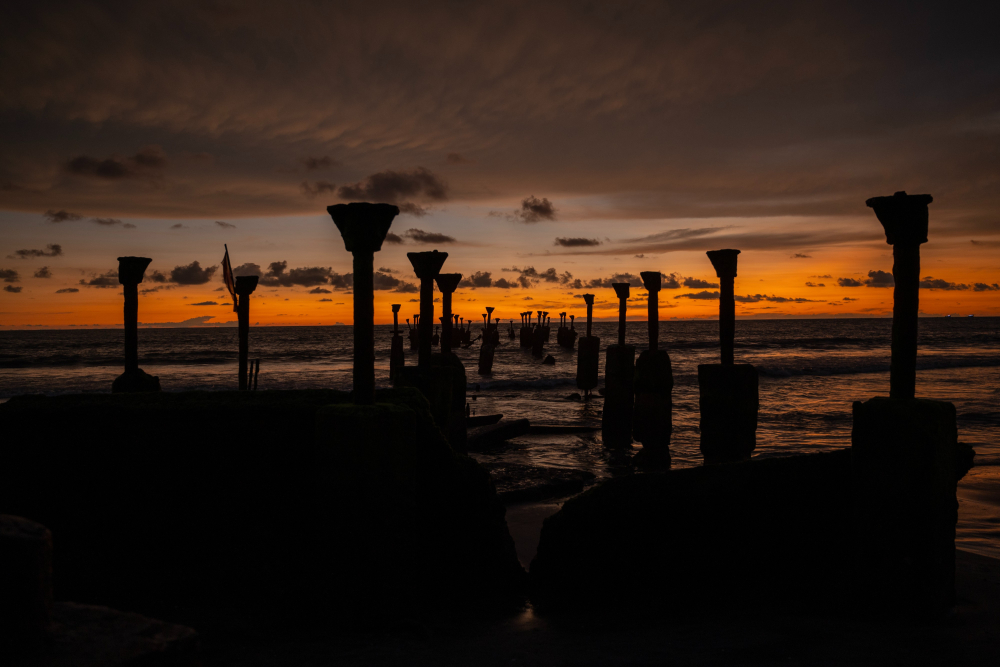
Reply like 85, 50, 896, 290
0, 515, 52, 650
408, 250, 448, 368
112, 256, 160, 393
235, 275, 259, 391
390, 304, 404, 383
707, 249, 739, 365
435, 274, 461, 355
633, 272, 672, 466
328, 202, 400, 405
852, 191, 958, 616
603, 283, 635, 449
576, 294, 599, 395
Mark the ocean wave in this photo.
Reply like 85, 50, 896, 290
757, 355, 1000, 378
471, 377, 578, 391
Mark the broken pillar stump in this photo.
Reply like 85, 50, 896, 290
851, 397, 960, 616
391, 304, 404, 383
575, 295, 599, 395
698, 364, 758, 465
602, 344, 636, 449
632, 350, 672, 466
0, 515, 53, 652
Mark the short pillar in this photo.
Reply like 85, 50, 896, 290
602, 283, 635, 449
328, 202, 400, 405
699, 249, 757, 464
575, 294, 599, 395
112, 256, 160, 393
390, 304, 404, 383
633, 272, 672, 467
0, 515, 53, 651
235, 275, 259, 391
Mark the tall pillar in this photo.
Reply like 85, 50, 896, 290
435, 274, 462, 355
328, 202, 400, 405
852, 191, 963, 616
235, 275, 259, 391
633, 272, 672, 467
407, 251, 448, 368
603, 283, 635, 449
112, 256, 160, 393
390, 304, 404, 384
698, 249, 758, 465
576, 294, 599, 395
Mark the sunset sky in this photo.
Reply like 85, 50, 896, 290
1, 0, 998, 328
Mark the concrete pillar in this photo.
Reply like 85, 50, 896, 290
435, 274, 461, 356
576, 294, 599, 395
633, 272, 672, 467
0, 515, 52, 651
407, 251, 448, 368
112, 256, 160, 393
706, 249, 739, 365
603, 283, 635, 449
390, 304, 404, 383
235, 275, 259, 391
328, 202, 400, 405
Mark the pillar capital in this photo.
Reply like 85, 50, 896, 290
866, 191, 933, 246
435, 273, 462, 294
612, 283, 631, 300
582, 294, 595, 306
116, 256, 152, 285
640, 271, 660, 292
407, 250, 448, 279
234, 275, 259, 296
706, 249, 740, 279
391, 304, 401, 313
327, 202, 400, 254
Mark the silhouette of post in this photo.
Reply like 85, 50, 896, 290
235, 275, 259, 391
852, 191, 961, 616
435, 274, 462, 355
698, 250, 758, 465
328, 202, 400, 405
112, 256, 160, 393
866, 191, 933, 399
407, 251, 448, 368
576, 294, 599, 395
479, 305, 497, 374
390, 304, 404, 383
603, 283, 635, 449
633, 272, 672, 466
707, 249, 740, 365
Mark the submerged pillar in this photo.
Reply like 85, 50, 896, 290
328, 202, 400, 405
633, 272, 672, 467
390, 304, 404, 383
698, 249, 758, 464
576, 294, 599, 396
602, 283, 635, 449
852, 191, 962, 616
235, 275, 259, 391
112, 256, 160, 393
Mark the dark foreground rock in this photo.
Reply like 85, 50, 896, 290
0, 389, 525, 628
476, 461, 596, 504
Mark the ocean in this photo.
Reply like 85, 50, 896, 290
3, 317, 998, 559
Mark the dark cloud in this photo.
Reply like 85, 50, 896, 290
170, 223, 186, 229
44, 210, 83, 223
310, 287, 332, 294
674, 290, 720, 300
397, 202, 429, 216
446, 153, 472, 164
373, 271, 417, 292
459, 271, 494, 288
662, 273, 681, 289
190, 301, 218, 306
259, 260, 338, 288
64, 145, 166, 179
919, 276, 970, 291
555, 237, 600, 247
4, 285, 22, 293
92, 217, 123, 226
329, 272, 354, 289
337, 167, 448, 207
34, 266, 52, 278
586, 272, 644, 289
215, 220, 237, 229
319, 298, 333, 302
520, 267, 560, 283
55, 287, 78, 293
682, 276, 720, 289
791, 253, 812, 258
864, 270, 894, 287
303, 156, 336, 170
232, 263, 262, 278
9, 244, 62, 258
170, 261, 218, 285
974, 282, 1000, 291
385, 232, 404, 244
812, 275, 833, 279
378, 267, 395, 273
404, 228, 456, 244
838, 277, 863, 287
79, 270, 119, 287
734, 294, 819, 303
301, 181, 337, 196
1, 268, 21, 283
148, 270, 170, 283
493, 277, 516, 288
805, 281, 826, 287
513, 196, 556, 223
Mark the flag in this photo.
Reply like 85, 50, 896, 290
222, 244, 237, 312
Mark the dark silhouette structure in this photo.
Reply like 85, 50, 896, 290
602, 283, 635, 449
853, 191, 962, 615
632, 271, 672, 467
435, 275, 461, 356
698, 250, 759, 465
479, 307, 496, 374
531, 310, 546, 358
575, 294, 599, 396
390, 304, 404, 383
235, 275, 259, 391
112, 256, 160, 393
409, 251, 448, 368
328, 202, 399, 405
